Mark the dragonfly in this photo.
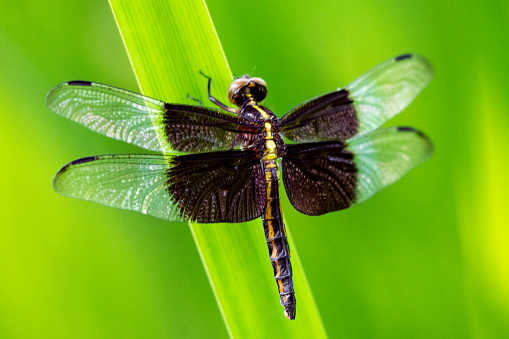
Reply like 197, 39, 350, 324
48, 53, 433, 320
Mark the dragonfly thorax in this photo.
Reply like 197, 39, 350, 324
228, 75, 267, 106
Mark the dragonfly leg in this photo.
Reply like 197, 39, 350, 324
187, 94, 202, 106
199, 71, 232, 111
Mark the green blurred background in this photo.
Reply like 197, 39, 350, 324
1, 0, 508, 337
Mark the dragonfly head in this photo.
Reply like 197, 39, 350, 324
227, 75, 267, 106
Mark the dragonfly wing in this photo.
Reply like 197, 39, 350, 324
53, 151, 265, 223
47, 81, 258, 153
279, 54, 433, 141
281, 126, 433, 215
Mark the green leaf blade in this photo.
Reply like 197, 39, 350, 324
109, 0, 232, 103
109, 0, 327, 336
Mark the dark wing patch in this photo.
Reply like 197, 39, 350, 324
281, 141, 357, 216
163, 103, 260, 153
168, 150, 266, 223
279, 89, 358, 142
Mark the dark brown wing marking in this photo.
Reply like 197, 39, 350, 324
281, 141, 357, 215
167, 150, 266, 223
163, 103, 261, 153
279, 89, 358, 142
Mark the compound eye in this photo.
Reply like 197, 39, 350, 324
247, 77, 267, 102
227, 76, 268, 105
227, 77, 250, 105
249, 77, 267, 90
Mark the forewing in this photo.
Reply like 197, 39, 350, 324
282, 126, 432, 215
47, 81, 258, 153
280, 54, 433, 141
53, 151, 266, 223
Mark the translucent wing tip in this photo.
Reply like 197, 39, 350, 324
46, 81, 92, 112
342, 53, 435, 137
395, 52, 434, 83
347, 126, 433, 204
396, 126, 434, 161
45, 83, 62, 111
52, 156, 97, 197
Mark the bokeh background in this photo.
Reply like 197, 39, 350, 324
1, 0, 508, 337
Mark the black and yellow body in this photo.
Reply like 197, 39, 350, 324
230, 77, 296, 319
228, 76, 296, 320
262, 163, 296, 319
49, 53, 434, 321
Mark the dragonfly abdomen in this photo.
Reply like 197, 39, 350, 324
261, 163, 296, 320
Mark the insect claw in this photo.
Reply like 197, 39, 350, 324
187, 93, 202, 106
198, 70, 211, 80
